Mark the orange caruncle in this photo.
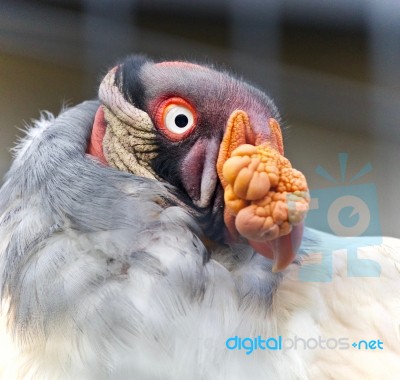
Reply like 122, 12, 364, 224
222, 144, 310, 242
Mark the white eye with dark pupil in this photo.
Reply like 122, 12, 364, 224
164, 105, 194, 135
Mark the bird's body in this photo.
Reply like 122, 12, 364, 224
0, 57, 399, 379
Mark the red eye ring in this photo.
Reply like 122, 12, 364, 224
154, 97, 197, 141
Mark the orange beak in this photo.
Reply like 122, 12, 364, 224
216, 110, 307, 272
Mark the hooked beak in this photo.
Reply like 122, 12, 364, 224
216, 110, 308, 272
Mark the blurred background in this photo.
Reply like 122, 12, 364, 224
0, 0, 399, 237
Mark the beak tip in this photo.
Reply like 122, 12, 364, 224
271, 261, 288, 273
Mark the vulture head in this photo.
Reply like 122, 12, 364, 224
88, 55, 309, 271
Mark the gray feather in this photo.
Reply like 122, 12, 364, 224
0, 102, 295, 380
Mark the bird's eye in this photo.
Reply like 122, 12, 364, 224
155, 97, 197, 141
164, 105, 194, 135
